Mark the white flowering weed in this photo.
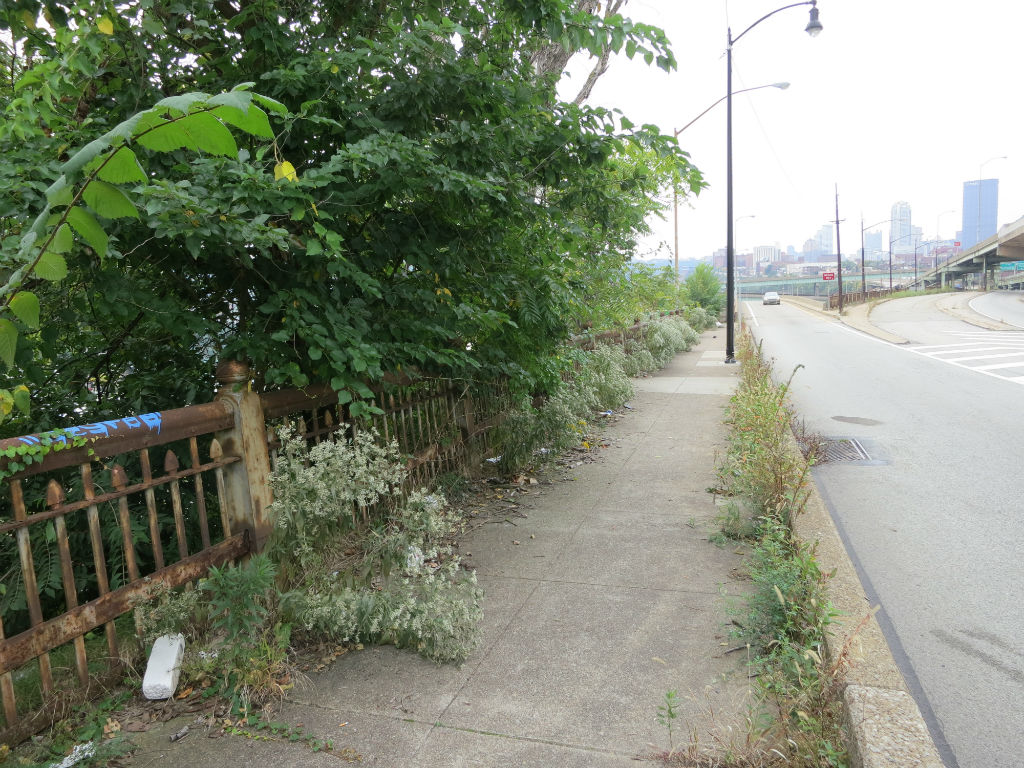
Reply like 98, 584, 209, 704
267, 423, 405, 583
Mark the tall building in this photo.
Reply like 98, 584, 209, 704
864, 230, 883, 255
753, 245, 781, 264
891, 201, 912, 253
815, 224, 833, 257
960, 179, 999, 249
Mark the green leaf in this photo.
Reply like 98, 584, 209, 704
35, 252, 68, 281
251, 93, 288, 115
95, 147, 146, 183
153, 92, 210, 115
102, 112, 144, 142
12, 385, 30, 416
82, 180, 139, 219
134, 112, 197, 152
206, 90, 253, 112
180, 112, 237, 157
9, 292, 40, 328
0, 320, 17, 367
212, 104, 274, 139
67, 206, 109, 258
62, 138, 110, 176
45, 176, 73, 207
49, 223, 74, 253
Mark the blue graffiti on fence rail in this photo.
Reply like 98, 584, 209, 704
16, 412, 164, 446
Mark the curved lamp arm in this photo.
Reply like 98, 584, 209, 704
731, 0, 822, 46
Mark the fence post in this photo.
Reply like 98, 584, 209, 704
457, 390, 484, 474
214, 360, 274, 553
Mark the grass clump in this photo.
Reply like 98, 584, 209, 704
701, 333, 849, 767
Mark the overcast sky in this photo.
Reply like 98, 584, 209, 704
562, 0, 1024, 262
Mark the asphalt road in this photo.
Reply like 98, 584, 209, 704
744, 296, 1024, 768
969, 290, 1024, 329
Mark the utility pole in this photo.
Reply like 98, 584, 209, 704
834, 184, 844, 313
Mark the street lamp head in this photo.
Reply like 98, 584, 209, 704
805, 2, 823, 37
773, 82, 791, 90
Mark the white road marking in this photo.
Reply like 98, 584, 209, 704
943, 351, 1024, 362
975, 361, 1024, 371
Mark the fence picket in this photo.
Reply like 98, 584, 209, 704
139, 450, 165, 572
81, 463, 119, 664
47, 480, 89, 686
10, 480, 54, 695
163, 451, 189, 561
189, 438, 211, 549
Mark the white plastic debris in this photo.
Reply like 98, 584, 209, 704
48, 741, 96, 768
142, 633, 185, 700
406, 544, 425, 571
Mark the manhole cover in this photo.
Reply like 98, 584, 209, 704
823, 438, 870, 463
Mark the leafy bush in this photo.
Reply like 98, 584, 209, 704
284, 491, 483, 664
267, 424, 405, 586
625, 341, 658, 376
684, 305, 716, 331
579, 344, 634, 410
266, 430, 483, 664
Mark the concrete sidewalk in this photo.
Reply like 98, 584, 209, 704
127, 332, 752, 766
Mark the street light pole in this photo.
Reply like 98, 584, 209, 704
888, 218, 893, 292
936, 208, 955, 279
889, 231, 917, 291
861, 217, 889, 299
834, 184, 843, 313
725, 0, 822, 363
672, 82, 788, 281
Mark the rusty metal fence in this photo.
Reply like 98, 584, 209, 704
0, 360, 509, 745
0, 313, 673, 744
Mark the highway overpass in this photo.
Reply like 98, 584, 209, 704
920, 215, 1024, 290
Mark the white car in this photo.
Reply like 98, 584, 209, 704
762, 291, 781, 305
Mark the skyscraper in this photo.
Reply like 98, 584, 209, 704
890, 201, 912, 253
815, 224, 833, 257
960, 179, 999, 249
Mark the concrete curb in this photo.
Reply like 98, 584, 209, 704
790, 437, 944, 768
934, 291, 1022, 330
780, 296, 910, 345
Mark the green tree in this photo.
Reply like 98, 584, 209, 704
0, 0, 703, 434
684, 263, 724, 314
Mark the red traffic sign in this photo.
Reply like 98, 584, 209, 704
954, 241, 961, 246
822, 272, 836, 281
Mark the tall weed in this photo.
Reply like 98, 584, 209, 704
714, 334, 848, 767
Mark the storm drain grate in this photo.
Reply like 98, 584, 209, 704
822, 438, 870, 463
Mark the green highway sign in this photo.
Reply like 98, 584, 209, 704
999, 261, 1024, 271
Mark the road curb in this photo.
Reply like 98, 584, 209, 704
789, 434, 944, 768
935, 291, 1022, 330
779, 296, 910, 345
